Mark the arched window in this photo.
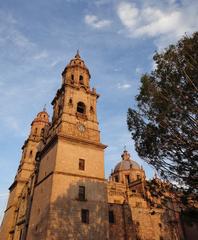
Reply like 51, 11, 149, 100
114, 175, 119, 182
69, 98, 73, 105
137, 174, 141, 180
79, 75, 84, 85
41, 128, 44, 136
34, 128, 38, 135
90, 106, 94, 113
70, 74, 74, 84
77, 102, 86, 114
29, 150, 33, 158
24, 149, 27, 159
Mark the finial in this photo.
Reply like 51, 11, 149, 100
43, 104, 47, 112
121, 147, 130, 161
75, 49, 81, 59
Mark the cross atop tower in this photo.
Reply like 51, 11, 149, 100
75, 49, 81, 58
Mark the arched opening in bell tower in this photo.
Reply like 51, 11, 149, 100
77, 102, 86, 114
79, 75, 84, 85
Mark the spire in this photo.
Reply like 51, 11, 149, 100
43, 104, 47, 112
75, 49, 81, 59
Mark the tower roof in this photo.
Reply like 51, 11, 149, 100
31, 109, 49, 125
62, 51, 90, 77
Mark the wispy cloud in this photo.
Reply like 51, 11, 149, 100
85, 14, 111, 29
0, 11, 35, 50
32, 50, 49, 60
117, 1, 198, 49
0, 10, 51, 62
3, 116, 22, 134
117, 83, 131, 89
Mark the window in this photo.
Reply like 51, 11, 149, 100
77, 102, 86, 114
114, 175, 119, 182
79, 159, 85, 170
69, 98, 73, 105
109, 210, 115, 224
24, 149, 27, 159
79, 75, 84, 84
29, 150, 33, 158
34, 128, 38, 135
71, 74, 74, 84
135, 221, 140, 226
81, 209, 89, 223
125, 175, 130, 184
137, 174, 141, 180
90, 106, 94, 113
41, 128, 44, 136
35, 225, 38, 231
79, 186, 85, 201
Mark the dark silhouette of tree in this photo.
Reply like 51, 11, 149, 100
127, 32, 198, 209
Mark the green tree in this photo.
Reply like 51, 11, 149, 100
127, 32, 198, 205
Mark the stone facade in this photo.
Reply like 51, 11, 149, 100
0, 52, 191, 240
108, 150, 181, 240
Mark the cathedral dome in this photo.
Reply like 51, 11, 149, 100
114, 150, 140, 172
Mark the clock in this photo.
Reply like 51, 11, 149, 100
77, 123, 86, 132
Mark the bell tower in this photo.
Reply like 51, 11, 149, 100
27, 52, 109, 240
0, 110, 49, 240
49, 50, 100, 144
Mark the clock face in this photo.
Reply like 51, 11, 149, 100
77, 123, 85, 132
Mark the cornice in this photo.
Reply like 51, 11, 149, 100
58, 133, 107, 149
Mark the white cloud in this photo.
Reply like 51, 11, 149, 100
117, 2, 139, 29
117, 1, 198, 49
85, 14, 111, 29
117, 83, 131, 89
33, 50, 49, 60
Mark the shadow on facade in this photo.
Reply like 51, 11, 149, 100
30, 178, 109, 240
108, 202, 138, 240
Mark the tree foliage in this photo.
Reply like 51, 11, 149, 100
127, 32, 198, 203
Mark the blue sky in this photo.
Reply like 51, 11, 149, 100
0, 0, 197, 222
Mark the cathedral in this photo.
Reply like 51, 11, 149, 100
0, 52, 186, 240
